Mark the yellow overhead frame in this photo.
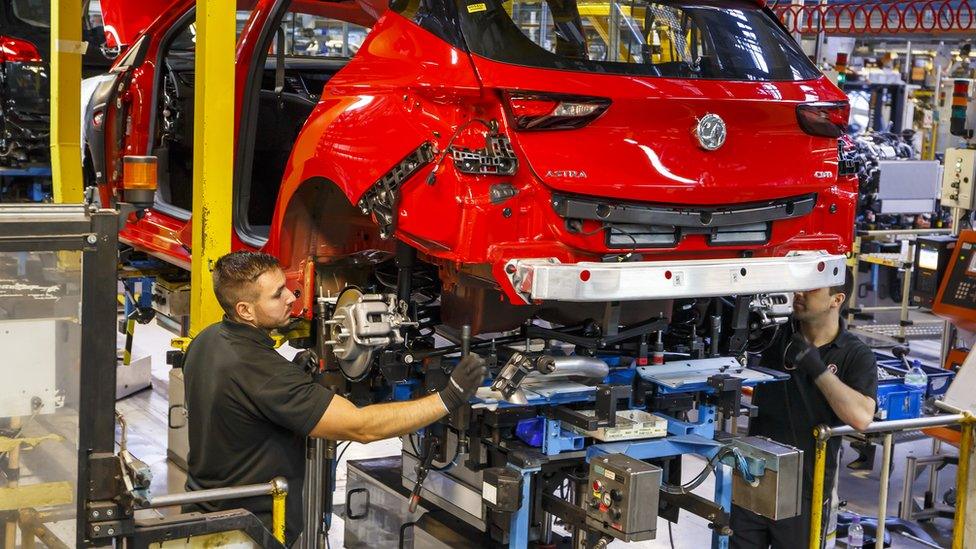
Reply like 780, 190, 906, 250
51, 0, 84, 203
190, 0, 236, 336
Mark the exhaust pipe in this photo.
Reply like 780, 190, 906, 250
526, 356, 609, 381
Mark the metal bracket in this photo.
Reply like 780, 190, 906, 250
546, 406, 599, 431
542, 492, 587, 530
727, 295, 752, 356
357, 142, 435, 239
595, 384, 632, 427
660, 491, 731, 535
88, 452, 124, 501
541, 419, 584, 456
706, 374, 743, 418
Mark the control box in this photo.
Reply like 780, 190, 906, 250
729, 436, 803, 521
153, 277, 190, 319
912, 235, 957, 308
933, 230, 976, 332
941, 148, 975, 209
586, 453, 661, 542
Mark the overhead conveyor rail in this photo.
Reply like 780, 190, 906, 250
772, 0, 976, 36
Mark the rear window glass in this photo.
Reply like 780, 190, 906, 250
457, 0, 820, 81
271, 12, 369, 58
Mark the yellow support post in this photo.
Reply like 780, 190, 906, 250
952, 416, 974, 549
270, 477, 288, 544
51, 0, 84, 203
190, 0, 236, 336
808, 428, 828, 549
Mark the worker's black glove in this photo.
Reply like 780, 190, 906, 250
784, 333, 828, 380
292, 349, 319, 375
438, 354, 487, 413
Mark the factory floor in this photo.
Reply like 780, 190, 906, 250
119, 314, 957, 548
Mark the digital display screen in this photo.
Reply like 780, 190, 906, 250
918, 248, 940, 271
969, 252, 976, 275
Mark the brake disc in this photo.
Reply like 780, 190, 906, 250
329, 287, 375, 381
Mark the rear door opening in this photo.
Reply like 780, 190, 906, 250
236, 8, 370, 244
143, 0, 368, 245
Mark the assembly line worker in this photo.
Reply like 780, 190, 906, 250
181, 251, 487, 545
730, 271, 878, 549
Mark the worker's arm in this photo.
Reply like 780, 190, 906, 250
787, 334, 876, 432
309, 354, 487, 444
813, 372, 876, 431
310, 393, 447, 443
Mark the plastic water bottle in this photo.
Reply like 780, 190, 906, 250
848, 513, 864, 548
904, 360, 928, 391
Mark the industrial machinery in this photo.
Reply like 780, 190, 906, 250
874, 159, 942, 215
844, 131, 950, 231
0, 205, 294, 548
0, 205, 118, 548
319, 271, 817, 549
912, 235, 957, 308
341, 340, 806, 547
933, 230, 976, 333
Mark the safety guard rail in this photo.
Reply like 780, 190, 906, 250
809, 402, 973, 549
140, 477, 289, 543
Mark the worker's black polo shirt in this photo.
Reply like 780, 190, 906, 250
183, 317, 334, 544
749, 323, 877, 501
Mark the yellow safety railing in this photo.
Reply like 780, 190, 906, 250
808, 407, 974, 549
271, 478, 288, 543
144, 477, 288, 544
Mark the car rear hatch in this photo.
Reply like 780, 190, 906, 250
458, 0, 847, 206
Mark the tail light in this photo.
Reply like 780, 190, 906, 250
503, 91, 610, 131
0, 36, 41, 63
796, 101, 849, 138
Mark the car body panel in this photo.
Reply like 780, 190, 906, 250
265, 11, 482, 259
98, 0, 174, 50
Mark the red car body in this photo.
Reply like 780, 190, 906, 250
87, 0, 855, 331
98, 0, 176, 51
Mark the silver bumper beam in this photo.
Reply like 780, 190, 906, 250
505, 252, 846, 302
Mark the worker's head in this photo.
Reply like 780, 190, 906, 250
212, 251, 296, 329
792, 267, 853, 323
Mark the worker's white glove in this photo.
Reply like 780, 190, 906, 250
438, 354, 487, 412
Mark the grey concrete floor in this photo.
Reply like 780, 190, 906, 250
119, 313, 959, 548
